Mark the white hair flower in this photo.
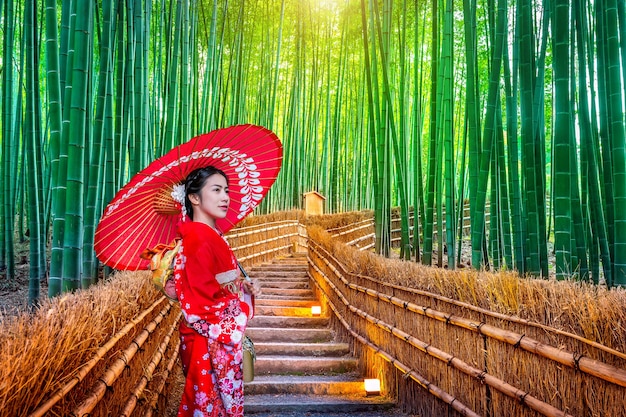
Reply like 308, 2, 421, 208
171, 184, 187, 219
171, 184, 186, 205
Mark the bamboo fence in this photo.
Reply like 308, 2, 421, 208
226, 220, 307, 268
306, 224, 626, 417
328, 204, 490, 252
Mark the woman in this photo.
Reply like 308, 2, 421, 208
173, 165, 257, 417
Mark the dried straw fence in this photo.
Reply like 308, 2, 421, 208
0, 272, 181, 417
0, 214, 304, 417
227, 218, 307, 269
306, 224, 626, 417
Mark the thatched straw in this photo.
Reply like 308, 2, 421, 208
27, 295, 170, 417
317, 285, 481, 417
0, 271, 175, 417
305, 210, 374, 230
310, 257, 575, 417
71, 301, 173, 415
120, 312, 180, 416
307, 225, 626, 351
235, 209, 306, 228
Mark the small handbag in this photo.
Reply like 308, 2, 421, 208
242, 335, 255, 382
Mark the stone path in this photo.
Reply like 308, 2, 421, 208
244, 253, 407, 417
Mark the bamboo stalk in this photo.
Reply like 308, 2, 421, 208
27, 296, 169, 417
71, 302, 173, 416
119, 310, 181, 417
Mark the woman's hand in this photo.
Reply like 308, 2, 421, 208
243, 278, 261, 296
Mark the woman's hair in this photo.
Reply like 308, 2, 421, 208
184, 166, 228, 220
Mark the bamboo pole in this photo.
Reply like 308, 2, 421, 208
329, 222, 374, 237
346, 233, 375, 246
311, 242, 626, 387
71, 302, 173, 416
27, 296, 170, 417
232, 232, 299, 251
227, 220, 300, 238
326, 218, 374, 234
237, 244, 293, 262
143, 338, 182, 417
120, 310, 181, 417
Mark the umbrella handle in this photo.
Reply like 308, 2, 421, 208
238, 262, 252, 282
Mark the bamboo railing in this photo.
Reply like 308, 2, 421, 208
227, 220, 307, 267
307, 238, 626, 417
328, 204, 493, 249
327, 219, 375, 250
26, 295, 181, 417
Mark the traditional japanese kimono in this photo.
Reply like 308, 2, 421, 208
174, 221, 251, 417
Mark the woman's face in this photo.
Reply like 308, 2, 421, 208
188, 173, 229, 227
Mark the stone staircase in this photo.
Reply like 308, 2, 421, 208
244, 253, 398, 416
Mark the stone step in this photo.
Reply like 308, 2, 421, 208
261, 262, 307, 268
244, 393, 395, 415
253, 274, 309, 282
269, 254, 307, 261
255, 305, 316, 317
248, 265, 309, 277
244, 374, 364, 396
261, 288, 314, 298
258, 281, 310, 289
243, 254, 396, 416
246, 327, 333, 343
255, 355, 358, 375
253, 342, 350, 357
248, 315, 329, 328
256, 266, 307, 272
255, 298, 318, 307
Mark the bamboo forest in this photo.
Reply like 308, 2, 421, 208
1, 0, 626, 307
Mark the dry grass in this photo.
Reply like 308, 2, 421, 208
304, 210, 374, 230
307, 224, 626, 416
0, 271, 163, 416
235, 209, 306, 228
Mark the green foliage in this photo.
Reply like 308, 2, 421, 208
0, 0, 625, 295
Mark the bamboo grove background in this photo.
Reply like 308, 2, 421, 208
1, 0, 626, 306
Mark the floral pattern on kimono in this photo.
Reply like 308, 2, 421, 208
174, 221, 250, 417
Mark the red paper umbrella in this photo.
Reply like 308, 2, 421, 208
94, 124, 283, 270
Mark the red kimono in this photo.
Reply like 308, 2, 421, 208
174, 221, 251, 417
